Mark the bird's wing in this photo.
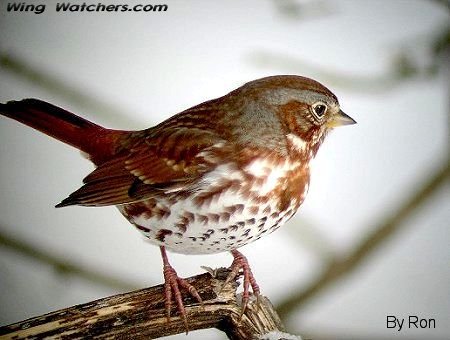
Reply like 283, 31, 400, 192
56, 127, 227, 207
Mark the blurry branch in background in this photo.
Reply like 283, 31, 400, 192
273, 0, 450, 20
287, 218, 335, 262
0, 230, 140, 292
271, 0, 334, 21
249, 25, 449, 92
277, 159, 450, 319
0, 52, 142, 127
430, 0, 450, 12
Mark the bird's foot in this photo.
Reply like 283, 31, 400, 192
223, 249, 261, 316
160, 247, 203, 333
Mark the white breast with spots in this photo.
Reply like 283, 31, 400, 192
118, 160, 302, 255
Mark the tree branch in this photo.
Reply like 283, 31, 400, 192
0, 52, 142, 127
277, 159, 450, 318
0, 268, 300, 340
0, 230, 140, 292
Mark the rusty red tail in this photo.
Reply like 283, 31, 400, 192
0, 99, 125, 164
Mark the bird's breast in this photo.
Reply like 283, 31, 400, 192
118, 157, 310, 255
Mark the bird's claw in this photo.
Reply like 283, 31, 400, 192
225, 250, 261, 318
163, 261, 203, 333
163, 264, 186, 331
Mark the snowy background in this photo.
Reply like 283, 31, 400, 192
0, 1, 448, 339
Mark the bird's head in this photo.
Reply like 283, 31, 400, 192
231, 75, 356, 157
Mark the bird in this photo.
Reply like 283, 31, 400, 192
0, 75, 355, 328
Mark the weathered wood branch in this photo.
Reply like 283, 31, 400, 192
0, 268, 300, 339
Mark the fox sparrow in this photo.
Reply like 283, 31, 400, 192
0, 75, 355, 328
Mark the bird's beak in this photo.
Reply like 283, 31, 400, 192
326, 110, 357, 128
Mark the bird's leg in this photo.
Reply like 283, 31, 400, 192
160, 246, 202, 332
224, 249, 261, 315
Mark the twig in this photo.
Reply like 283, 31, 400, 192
0, 230, 140, 292
277, 159, 450, 318
0, 52, 142, 127
0, 268, 300, 340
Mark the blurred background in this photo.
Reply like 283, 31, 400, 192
0, 1, 448, 339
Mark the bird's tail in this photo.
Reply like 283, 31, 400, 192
0, 99, 125, 164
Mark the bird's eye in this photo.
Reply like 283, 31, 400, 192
312, 102, 327, 119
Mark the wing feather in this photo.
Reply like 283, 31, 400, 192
57, 127, 226, 207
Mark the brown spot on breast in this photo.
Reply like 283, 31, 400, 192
156, 229, 172, 242
269, 223, 281, 232
252, 195, 270, 205
123, 199, 171, 221
220, 212, 231, 222
248, 206, 259, 214
135, 224, 150, 233
175, 223, 187, 233
207, 213, 220, 223
194, 180, 240, 207
153, 206, 171, 220
225, 204, 245, 214
123, 202, 151, 219
254, 177, 265, 187
263, 206, 271, 214
184, 212, 195, 223
197, 214, 209, 225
